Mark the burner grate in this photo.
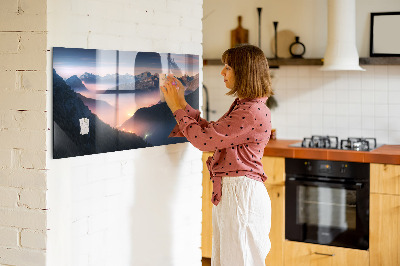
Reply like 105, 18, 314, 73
340, 137, 377, 151
301, 135, 339, 149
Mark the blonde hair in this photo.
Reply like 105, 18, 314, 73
221, 44, 273, 99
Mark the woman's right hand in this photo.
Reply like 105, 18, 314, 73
167, 75, 187, 108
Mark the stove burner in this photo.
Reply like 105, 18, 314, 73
295, 136, 378, 151
301, 135, 339, 149
340, 137, 377, 151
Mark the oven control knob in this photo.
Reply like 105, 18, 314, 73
304, 161, 312, 171
340, 164, 347, 174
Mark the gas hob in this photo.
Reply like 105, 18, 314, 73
289, 135, 383, 151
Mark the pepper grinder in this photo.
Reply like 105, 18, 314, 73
273, 21, 279, 58
257, 8, 262, 48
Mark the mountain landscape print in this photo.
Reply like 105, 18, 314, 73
52, 47, 199, 159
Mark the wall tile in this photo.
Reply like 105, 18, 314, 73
374, 65, 387, 77
298, 77, 311, 89
361, 104, 375, 117
336, 103, 349, 116
387, 65, 400, 76
336, 115, 348, 129
285, 66, 298, 77
389, 104, 400, 117
388, 91, 400, 104
349, 128, 362, 137
323, 103, 336, 116
388, 131, 400, 143
362, 116, 375, 130
374, 117, 389, 131
361, 90, 375, 104
374, 130, 389, 144
388, 117, 400, 131
286, 77, 299, 89
374, 90, 388, 104
310, 66, 323, 77
335, 72, 349, 90
336, 89, 349, 103
298, 67, 311, 78
374, 77, 388, 91
348, 71, 362, 90
375, 104, 388, 117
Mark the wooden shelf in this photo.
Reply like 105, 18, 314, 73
203, 57, 400, 67
268, 58, 323, 67
203, 58, 323, 67
359, 57, 400, 65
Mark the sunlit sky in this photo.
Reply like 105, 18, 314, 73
53, 47, 199, 80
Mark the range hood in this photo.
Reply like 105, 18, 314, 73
320, 0, 365, 71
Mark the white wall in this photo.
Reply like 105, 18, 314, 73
46, 0, 203, 266
271, 65, 400, 144
0, 0, 48, 265
203, 0, 400, 145
203, 0, 400, 58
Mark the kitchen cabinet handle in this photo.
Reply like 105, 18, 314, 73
313, 252, 335, 256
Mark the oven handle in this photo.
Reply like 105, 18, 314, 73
286, 177, 364, 189
313, 251, 335, 257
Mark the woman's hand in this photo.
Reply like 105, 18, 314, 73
170, 75, 187, 108
161, 75, 186, 113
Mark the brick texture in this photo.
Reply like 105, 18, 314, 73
0, 0, 48, 264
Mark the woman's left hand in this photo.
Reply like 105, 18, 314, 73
161, 76, 185, 113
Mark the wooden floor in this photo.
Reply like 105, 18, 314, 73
202, 257, 211, 266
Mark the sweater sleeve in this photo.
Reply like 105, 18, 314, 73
169, 103, 211, 137
171, 105, 256, 152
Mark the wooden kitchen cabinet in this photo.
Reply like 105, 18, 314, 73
202, 152, 214, 258
201, 154, 286, 265
262, 156, 285, 266
370, 193, 400, 266
261, 156, 285, 186
370, 163, 400, 195
264, 184, 285, 266
370, 163, 400, 266
284, 240, 369, 266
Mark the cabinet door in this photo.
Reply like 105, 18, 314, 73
370, 193, 400, 266
370, 163, 400, 195
202, 152, 213, 258
284, 241, 369, 266
265, 184, 285, 266
262, 156, 285, 185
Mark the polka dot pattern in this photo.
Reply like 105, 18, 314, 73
169, 97, 272, 206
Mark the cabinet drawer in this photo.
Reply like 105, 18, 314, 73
284, 241, 369, 266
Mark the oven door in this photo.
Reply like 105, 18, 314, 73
285, 177, 369, 250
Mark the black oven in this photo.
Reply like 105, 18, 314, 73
285, 158, 369, 250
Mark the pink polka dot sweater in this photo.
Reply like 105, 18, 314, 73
169, 97, 272, 206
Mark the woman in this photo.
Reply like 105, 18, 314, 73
161, 44, 273, 266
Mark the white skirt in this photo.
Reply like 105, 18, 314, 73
212, 176, 271, 266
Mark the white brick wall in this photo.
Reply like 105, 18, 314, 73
46, 1, 203, 266
2, 0, 203, 265
0, 0, 48, 265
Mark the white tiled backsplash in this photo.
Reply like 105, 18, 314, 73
203, 65, 400, 145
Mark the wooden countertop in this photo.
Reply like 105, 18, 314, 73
263, 139, 400, 165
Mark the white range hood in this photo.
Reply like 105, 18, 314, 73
320, 0, 365, 71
